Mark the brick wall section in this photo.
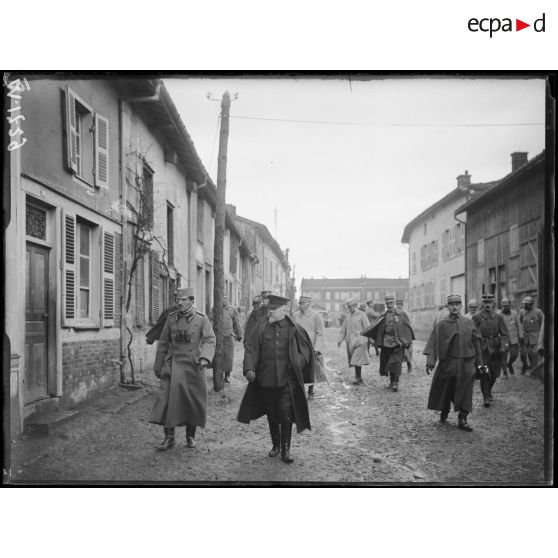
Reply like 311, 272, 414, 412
61, 338, 120, 407
114, 232, 123, 327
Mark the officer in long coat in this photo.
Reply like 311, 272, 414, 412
519, 295, 544, 375
337, 299, 370, 385
472, 293, 510, 407
238, 294, 315, 464
424, 294, 484, 432
293, 295, 326, 399
362, 294, 415, 392
210, 295, 243, 383
149, 288, 216, 451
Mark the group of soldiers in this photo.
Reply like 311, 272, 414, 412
144, 285, 545, 464
145, 288, 324, 464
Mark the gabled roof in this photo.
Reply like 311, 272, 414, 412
455, 151, 545, 215
401, 182, 494, 243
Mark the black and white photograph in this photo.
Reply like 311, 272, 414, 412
3, 72, 554, 486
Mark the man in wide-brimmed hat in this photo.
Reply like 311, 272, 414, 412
238, 294, 314, 464
424, 294, 484, 432
149, 288, 216, 451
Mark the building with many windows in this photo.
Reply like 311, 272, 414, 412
401, 171, 493, 339
300, 277, 409, 325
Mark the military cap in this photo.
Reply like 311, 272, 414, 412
177, 287, 195, 298
252, 295, 262, 305
346, 299, 357, 306
522, 295, 534, 304
358, 302, 367, 310
299, 295, 312, 303
261, 290, 272, 298
468, 299, 478, 307
396, 299, 404, 305
447, 294, 462, 304
366, 299, 375, 305
267, 294, 289, 309
501, 297, 511, 305
482, 293, 495, 301
384, 294, 395, 302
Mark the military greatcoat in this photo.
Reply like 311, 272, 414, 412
338, 309, 370, 367
149, 309, 216, 429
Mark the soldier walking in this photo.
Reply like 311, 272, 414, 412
499, 297, 523, 377
365, 299, 381, 356
424, 294, 484, 432
149, 288, 216, 451
396, 298, 413, 372
337, 299, 370, 385
362, 294, 414, 392
472, 293, 510, 407
244, 290, 270, 345
293, 295, 326, 399
238, 295, 315, 464
519, 295, 544, 375
211, 295, 243, 383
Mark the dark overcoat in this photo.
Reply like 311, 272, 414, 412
423, 314, 483, 412
361, 308, 415, 348
237, 315, 314, 433
149, 310, 216, 428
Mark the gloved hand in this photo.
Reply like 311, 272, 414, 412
477, 365, 489, 375
425, 364, 434, 375
245, 370, 256, 383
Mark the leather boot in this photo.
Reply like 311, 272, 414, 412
353, 367, 363, 385
267, 416, 280, 457
307, 384, 314, 400
186, 424, 196, 448
224, 372, 231, 383
440, 409, 449, 423
457, 411, 473, 432
157, 427, 175, 451
280, 420, 294, 463
392, 375, 399, 392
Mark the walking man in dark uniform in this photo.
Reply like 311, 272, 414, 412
472, 293, 510, 407
424, 294, 484, 431
244, 290, 271, 346
238, 294, 315, 463
149, 288, 216, 450
211, 295, 243, 383
362, 294, 414, 392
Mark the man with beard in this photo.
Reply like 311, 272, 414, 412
424, 294, 484, 431
519, 295, 544, 375
337, 299, 370, 385
238, 294, 315, 464
472, 293, 510, 407
149, 288, 216, 451
499, 297, 523, 377
362, 294, 414, 392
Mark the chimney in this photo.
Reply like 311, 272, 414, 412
456, 170, 471, 188
226, 204, 237, 215
511, 152, 528, 172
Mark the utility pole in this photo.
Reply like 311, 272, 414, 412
212, 91, 231, 393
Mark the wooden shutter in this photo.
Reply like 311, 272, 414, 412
135, 255, 145, 326
94, 113, 109, 188
151, 250, 160, 324
62, 210, 76, 325
101, 229, 115, 327
64, 87, 78, 173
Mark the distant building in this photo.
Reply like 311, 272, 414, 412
401, 171, 493, 339
456, 151, 545, 311
300, 277, 409, 324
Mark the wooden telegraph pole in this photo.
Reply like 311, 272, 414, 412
212, 91, 231, 392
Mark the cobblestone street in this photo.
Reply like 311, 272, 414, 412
8, 328, 546, 485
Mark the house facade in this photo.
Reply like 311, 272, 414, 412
401, 172, 493, 340
300, 277, 409, 325
456, 152, 546, 312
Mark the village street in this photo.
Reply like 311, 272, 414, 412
9, 328, 545, 485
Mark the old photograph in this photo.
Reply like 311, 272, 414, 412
3, 72, 553, 485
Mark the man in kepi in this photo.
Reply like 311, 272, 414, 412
499, 297, 523, 377
337, 299, 370, 385
519, 295, 544, 375
211, 295, 243, 383
238, 294, 315, 464
149, 288, 216, 451
472, 293, 510, 407
293, 295, 326, 399
424, 294, 484, 432
362, 294, 414, 392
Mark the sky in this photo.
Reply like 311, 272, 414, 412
164, 76, 546, 291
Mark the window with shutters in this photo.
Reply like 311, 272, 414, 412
197, 198, 204, 242
63, 86, 109, 189
77, 222, 92, 318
